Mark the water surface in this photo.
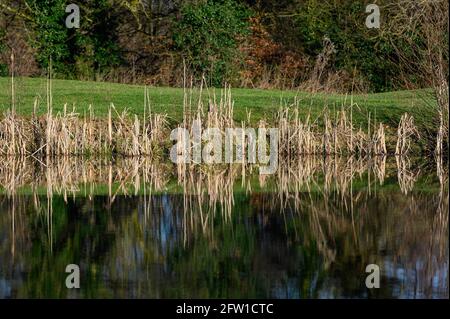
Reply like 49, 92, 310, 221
0, 157, 448, 298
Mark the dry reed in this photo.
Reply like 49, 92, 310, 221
0, 80, 428, 161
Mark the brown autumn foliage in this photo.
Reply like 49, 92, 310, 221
238, 16, 308, 89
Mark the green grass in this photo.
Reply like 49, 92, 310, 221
0, 76, 438, 129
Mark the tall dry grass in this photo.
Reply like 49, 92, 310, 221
0, 103, 169, 157
395, 113, 419, 155
276, 105, 388, 157
0, 76, 430, 161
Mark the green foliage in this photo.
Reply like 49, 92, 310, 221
1, 0, 444, 92
72, 0, 122, 79
27, 0, 121, 78
173, 0, 251, 86
294, 0, 399, 92
28, 0, 70, 74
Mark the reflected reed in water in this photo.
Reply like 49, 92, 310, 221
0, 155, 448, 298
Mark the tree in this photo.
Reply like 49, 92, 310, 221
173, 0, 251, 86
384, 0, 449, 154
26, 0, 70, 74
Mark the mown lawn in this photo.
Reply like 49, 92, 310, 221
0, 76, 438, 130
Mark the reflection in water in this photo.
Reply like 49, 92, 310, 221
0, 156, 448, 298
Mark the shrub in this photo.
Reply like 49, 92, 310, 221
293, 0, 402, 92
173, 0, 251, 87
27, 0, 121, 78
27, 0, 70, 74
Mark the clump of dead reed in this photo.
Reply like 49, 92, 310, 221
395, 155, 420, 195
435, 85, 448, 157
301, 37, 337, 93
0, 111, 31, 155
276, 105, 388, 157
180, 81, 235, 135
395, 113, 420, 155
0, 98, 169, 157
0, 79, 423, 162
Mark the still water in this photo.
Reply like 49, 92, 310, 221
0, 157, 448, 298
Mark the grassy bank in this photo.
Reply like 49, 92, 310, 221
0, 77, 438, 129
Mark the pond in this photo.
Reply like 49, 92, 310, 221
0, 156, 448, 298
